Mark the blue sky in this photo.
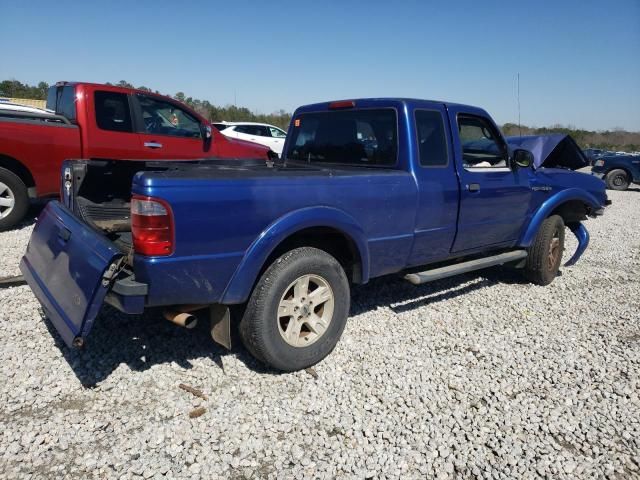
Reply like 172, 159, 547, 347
3, 0, 639, 130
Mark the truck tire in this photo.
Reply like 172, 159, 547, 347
0, 167, 29, 231
239, 247, 350, 371
605, 169, 630, 191
524, 215, 565, 286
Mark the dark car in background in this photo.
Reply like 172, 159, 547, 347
591, 154, 640, 190
583, 148, 605, 165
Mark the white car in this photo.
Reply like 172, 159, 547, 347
213, 122, 287, 156
0, 102, 53, 115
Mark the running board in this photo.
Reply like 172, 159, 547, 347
404, 250, 528, 285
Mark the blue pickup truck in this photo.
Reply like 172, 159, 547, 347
591, 153, 640, 190
20, 98, 609, 371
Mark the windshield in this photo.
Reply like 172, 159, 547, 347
285, 109, 397, 166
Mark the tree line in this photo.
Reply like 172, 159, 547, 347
502, 123, 639, 153
2, 79, 638, 150
0, 79, 291, 130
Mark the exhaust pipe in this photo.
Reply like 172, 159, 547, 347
163, 305, 207, 329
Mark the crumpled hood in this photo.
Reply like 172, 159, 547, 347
506, 134, 588, 170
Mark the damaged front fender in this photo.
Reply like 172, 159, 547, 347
564, 223, 590, 267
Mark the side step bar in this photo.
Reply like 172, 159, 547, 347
404, 250, 528, 285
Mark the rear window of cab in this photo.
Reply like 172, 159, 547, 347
285, 109, 397, 166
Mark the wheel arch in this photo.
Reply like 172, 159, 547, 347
519, 189, 600, 248
220, 207, 370, 304
0, 154, 37, 194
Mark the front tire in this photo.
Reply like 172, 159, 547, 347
0, 167, 29, 231
524, 215, 565, 286
239, 247, 350, 372
605, 169, 630, 191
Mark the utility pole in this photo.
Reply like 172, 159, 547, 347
517, 73, 522, 137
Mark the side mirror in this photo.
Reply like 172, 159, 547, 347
203, 124, 212, 139
513, 149, 533, 168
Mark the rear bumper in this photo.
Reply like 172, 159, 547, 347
104, 273, 148, 314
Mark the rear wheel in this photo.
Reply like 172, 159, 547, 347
0, 168, 29, 231
605, 169, 630, 191
239, 247, 350, 371
524, 215, 565, 286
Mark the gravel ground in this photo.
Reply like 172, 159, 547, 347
0, 187, 639, 479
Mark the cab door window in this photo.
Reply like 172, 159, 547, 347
137, 95, 201, 138
457, 115, 508, 169
255, 126, 271, 137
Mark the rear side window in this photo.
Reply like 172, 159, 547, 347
95, 91, 133, 132
236, 125, 267, 136
212, 123, 229, 131
415, 110, 448, 167
285, 109, 397, 166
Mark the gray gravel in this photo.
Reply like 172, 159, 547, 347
1, 187, 639, 479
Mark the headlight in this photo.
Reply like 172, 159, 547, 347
594, 159, 604, 167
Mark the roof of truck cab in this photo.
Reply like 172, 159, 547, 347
54, 82, 177, 100
293, 98, 482, 113
55, 81, 209, 123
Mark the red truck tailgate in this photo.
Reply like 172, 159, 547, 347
19, 201, 123, 347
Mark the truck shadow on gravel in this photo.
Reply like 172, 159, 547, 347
22, 202, 47, 226
43, 266, 528, 385
43, 308, 263, 387
350, 266, 528, 316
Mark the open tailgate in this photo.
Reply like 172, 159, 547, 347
19, 201, 123, 347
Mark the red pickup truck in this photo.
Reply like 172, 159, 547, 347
0, 82, 270, 229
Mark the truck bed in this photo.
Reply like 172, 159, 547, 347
67, 158, 413, 253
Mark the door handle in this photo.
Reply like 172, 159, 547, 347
58, 227, 71, 242
467, 183, 480, 192
144, 142, 163, 149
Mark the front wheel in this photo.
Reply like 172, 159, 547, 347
0, 167, 29, 231
524, 215, 565, 286
239, 247, 350, 371
605, 169, 630, 191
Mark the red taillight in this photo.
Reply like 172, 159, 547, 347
131, 195, 174, 256
328, 100, 355, 110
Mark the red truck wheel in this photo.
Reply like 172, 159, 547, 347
239, 247, 350, 371
0, 168, 29, 231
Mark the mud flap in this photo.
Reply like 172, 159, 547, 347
210, 304, 231, 350
19, 201, 123, 348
